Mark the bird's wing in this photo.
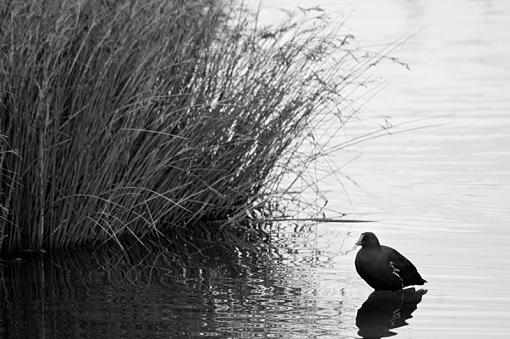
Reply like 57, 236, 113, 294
385, 247, 422, 283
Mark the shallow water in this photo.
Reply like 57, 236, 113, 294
2, 0, 510, 338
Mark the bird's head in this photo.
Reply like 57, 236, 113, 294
355, 232, 381, 248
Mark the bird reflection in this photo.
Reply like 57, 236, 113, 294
356, 287, 427, 338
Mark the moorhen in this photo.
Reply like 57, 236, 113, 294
355, 232, 427, 291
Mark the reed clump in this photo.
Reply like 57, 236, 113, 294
0, 0, 377, 253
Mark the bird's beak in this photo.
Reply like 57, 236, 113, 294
355, 234, 363, 246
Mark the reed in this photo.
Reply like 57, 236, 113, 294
0, 0, 379, 253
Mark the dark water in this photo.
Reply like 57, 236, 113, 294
2, 0, 510, 338
0, 248, 287, 338
0, 241, 354, 338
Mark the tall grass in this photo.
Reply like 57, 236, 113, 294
0, 0, 381, 253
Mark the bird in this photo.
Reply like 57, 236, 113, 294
354, 232, 427, 291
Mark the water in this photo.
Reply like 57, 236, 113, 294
2, 0, 510, 337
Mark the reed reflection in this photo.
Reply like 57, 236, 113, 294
356, 287, 427, 338
0, 245, 250, 338
0, 242, 310, 338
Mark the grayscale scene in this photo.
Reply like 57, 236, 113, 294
1, 0, 509, 338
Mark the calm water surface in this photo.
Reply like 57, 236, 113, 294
2, 0, 510, 338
